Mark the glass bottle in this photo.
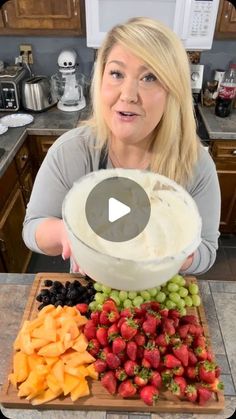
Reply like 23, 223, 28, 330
215, 64, 236, 118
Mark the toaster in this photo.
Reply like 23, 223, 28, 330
22, 76, 57, 112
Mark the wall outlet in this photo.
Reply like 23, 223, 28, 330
19, 44, 33, 64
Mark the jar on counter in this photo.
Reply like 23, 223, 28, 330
215, 64, 236, 118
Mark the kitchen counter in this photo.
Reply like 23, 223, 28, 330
198, 105, 236, 140
0, 273, 236, 419
0, 105, 89, 177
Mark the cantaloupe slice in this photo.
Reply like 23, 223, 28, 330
38, 341, 64, 357
31, 338, 51, 350
70, 378, 90, 402
13, 351, 29, 383
72, 333, 88, 353
31, 388, 62, 405
65, 351, 95, 367
51, 359, 64, 385
62, 373, 81, 396
86, 364, 98, 380
27, 354, 44, 371
46, 373, 62, 394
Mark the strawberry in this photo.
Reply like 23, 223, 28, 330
117, 317, 126, 328
126, 340, 138, 361
101, 370, 117, 395
193, 335, 207, 348
134, 368, 150, 387
140, 385, 159, 406
99, 346, 111, 362
194, 346, 208, 361
117, 350, 127, 364
158, 345, 167, 355
206, 350, 214, 362
180, 315, 199, 325
172, 343, 189, 367
159, 307, 169, 318
90, 310, 100, 325
185, 384, 197, 402
87, 338, 100, 357
168, 309, 181, 319
169, 335, 181, 346
186, 366, 198, 380
184, 333, 194, 347
124, 360, 139, 377
172, 365, 184, 376
96, 327, 109, 346
215, 366, 221, 378
155, 333, 170, 347
162, 318, 175, 336
83, 320, 97, 340
115, 367, 128, 382
177, 324, 190, 339
188, 324, 203, 336
208, 378, 224, 392
120, 307, 133, 318
142, 358, 151, 369
149, 371, 162, 389
169, 376, 187, 397
142, 316, 157, 336
99, 310, 111, 326
199, 361, 216, 384
136, 346, 144, 360
163, 354, 181, 368
112, 336, 126, 354
161, 369, 173, 385
134, 332, 146, 346
94, 358, 107, 373
102, 299, 118, 312
118, 379, 137, 398
150, 301, 161, 311
120, 318, 138, 340
188, 349, 198, 366
144, 344, 160, 369
75, 303, 88, 314
107, 323, 119, 341
106, 352, 121, 370
198, 386, 212, 405
140, 302, 152, 311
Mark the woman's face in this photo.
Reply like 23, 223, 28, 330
101, 43, 167, 146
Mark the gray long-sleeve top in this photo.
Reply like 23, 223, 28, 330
23, 125, 221, 275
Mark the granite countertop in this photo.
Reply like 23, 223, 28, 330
0, 273, 236, 419
198, 105, 236, 140
0, 105, 89, 177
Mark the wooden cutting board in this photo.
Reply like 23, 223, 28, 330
0, 273, 225, 413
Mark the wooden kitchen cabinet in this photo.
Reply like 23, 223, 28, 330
210, 140, 236, 233
0, 156, 32, 273
215, 0, 236, 38
28, 134, 58, 176
0, 0, 85, 35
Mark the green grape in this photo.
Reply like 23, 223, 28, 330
140, 290, 151, 300
123, 299, 132, 308
179, 307, 187, 316
176, 298, 186, 309
110, 295, 120, 306
184, 296, 193, 307
156, 291, 166, 303
178, 287, 188, 298
133, 296, 144, 307
148, 288, 158, 297
93, 282, 103, 292
89, 301, 98, 311
128, 291, 137, 300
179, 277, 186, 287
119, 290, 128, 301
165, 299, 176, 309
101, 284, 112, 294
167, 283, 179, 293
161, 285, 169, 295
96, 303, 103, 311
110, 290, 119, 298
192, 294, 201, 307
189, 283, 199, 295
170, 274, 183, 285
95, 292, 106, 304
169, 292, 181, 303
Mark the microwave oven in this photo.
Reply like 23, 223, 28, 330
85, 0, 220, 50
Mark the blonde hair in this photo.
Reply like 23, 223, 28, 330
85, 17, 200, 186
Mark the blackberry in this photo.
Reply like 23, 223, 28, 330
36, 294, 43, 302
67, 289, 79, 300
55, 300, 64, 307
42, 295, 50, 304
65, 281, 71, 289
50, 296, 56, 304
44, 279, 53, 287
40, 289, 50, 296
53, 281, 63, 289
38, 303, 46, 310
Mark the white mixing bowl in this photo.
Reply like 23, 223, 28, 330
62, 169, 202, 291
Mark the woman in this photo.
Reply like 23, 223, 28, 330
23, 17, 221, 275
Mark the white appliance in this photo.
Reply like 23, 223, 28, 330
51, 49, 86, 112
190, 64, 204, 93
85, 0, 220, 50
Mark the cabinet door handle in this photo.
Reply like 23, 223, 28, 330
3, 9, 8, 24
232, 150, 236, 155
20, 154, 28, 161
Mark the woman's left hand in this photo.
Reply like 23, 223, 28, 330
180, 253, 194, 271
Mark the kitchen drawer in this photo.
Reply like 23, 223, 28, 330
15, 143, 30, 173
210, 141, 236, 159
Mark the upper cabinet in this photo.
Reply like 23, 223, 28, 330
0, 0, 85, 35
215, 0, 236, 38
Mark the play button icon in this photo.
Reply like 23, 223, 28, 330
108, 198, 131, 222
85, 176, 151, 242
